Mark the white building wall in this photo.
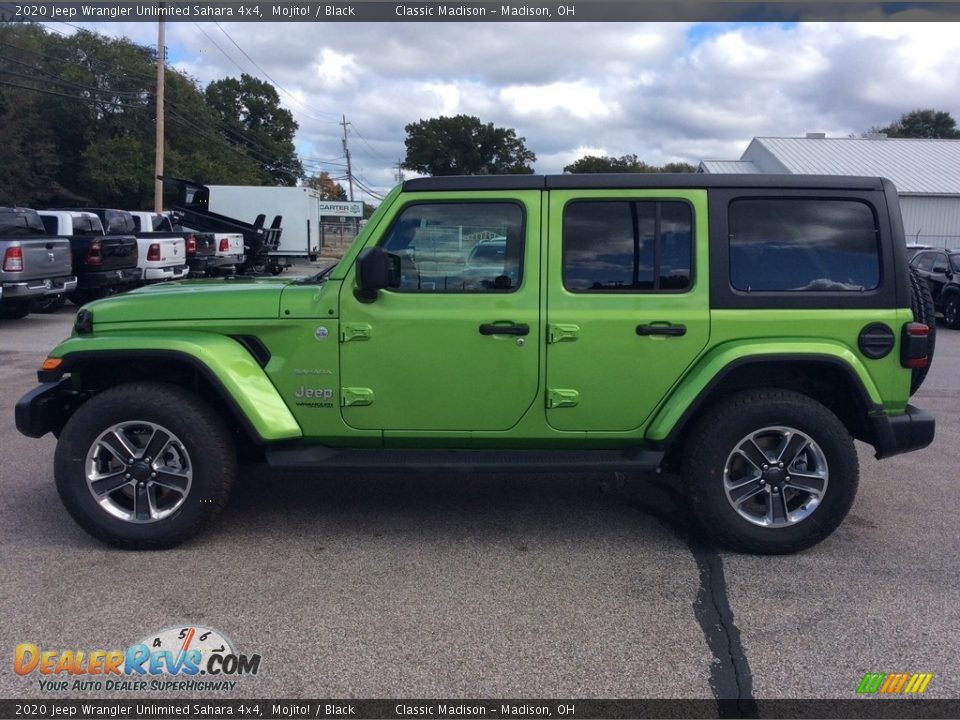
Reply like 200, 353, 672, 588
899, 197, 960, 247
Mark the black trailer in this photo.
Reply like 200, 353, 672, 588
160, 176, 283, 273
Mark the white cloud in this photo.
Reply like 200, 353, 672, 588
50, 20, 960, 197
500, 81, 613, 120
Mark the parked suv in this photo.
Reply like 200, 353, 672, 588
910, 248, 960, 328
16, 175, 935, 554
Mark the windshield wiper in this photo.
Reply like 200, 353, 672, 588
296, 262, 338, 285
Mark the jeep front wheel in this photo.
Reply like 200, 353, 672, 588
54, 382, 236, 549
682, 389, 858, 554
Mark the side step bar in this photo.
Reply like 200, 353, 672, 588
264, 445, 664, 473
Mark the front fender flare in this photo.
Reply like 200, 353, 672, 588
41, 333, 302, 442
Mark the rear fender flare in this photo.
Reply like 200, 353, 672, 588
646, 341, 883, 445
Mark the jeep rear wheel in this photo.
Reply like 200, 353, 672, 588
682, 389, 858, 554
54, 382, 236, 549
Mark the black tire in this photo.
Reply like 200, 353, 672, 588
0, 301, 32, 319
54, 382, 236, 549
32, 294, 67, 314
682, 388, 859, 554
943, 294, 960, 330
908, 265, 936, 394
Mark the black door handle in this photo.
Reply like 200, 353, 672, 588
637, 323, 687, 337
480, 323, 530, 336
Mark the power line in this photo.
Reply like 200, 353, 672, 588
212, 22, 340, 123
0, 78, 151, 108
351, 124, 390, 163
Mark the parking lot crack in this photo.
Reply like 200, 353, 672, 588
603, 474, 758, 717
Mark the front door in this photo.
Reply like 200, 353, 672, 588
339, 193, 542, 432
545, 190, 710, 432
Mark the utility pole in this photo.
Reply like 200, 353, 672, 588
153, 16, 165, 213
340, 114, 354, 202
394, 160, 405, 183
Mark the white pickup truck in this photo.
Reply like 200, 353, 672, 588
136, 212, 244, 276
108, 210, 189, 283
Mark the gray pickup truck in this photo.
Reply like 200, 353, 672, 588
0, 207, 76, 320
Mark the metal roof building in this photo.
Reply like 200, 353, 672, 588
700, 135, 960, 246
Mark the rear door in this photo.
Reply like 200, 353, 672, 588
545, 189, 710, 432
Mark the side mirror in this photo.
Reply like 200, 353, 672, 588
355, 247, 400, 302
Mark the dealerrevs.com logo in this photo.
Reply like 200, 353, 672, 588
14, 626, 261, 692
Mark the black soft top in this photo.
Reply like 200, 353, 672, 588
402, 174, 891, 192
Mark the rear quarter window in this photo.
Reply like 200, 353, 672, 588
0, 210, 45, 236
729, 198, 880, 292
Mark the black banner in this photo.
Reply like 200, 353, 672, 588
4, 1, 960, 23
2, 699, 960, 719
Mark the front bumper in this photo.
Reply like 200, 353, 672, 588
870, 404, 935, 459
15, 379, 82, 438
1, 275, 77, 299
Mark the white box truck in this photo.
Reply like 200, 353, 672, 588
204, 186, 363, 267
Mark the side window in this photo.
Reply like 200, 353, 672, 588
913, 252, 935, 271
380, 202, 523, 292
729, 198, 880, 292
562, 200, 692, 292
931, 253, 950, 274
40, 215, 56, 235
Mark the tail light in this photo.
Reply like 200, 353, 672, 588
901, 322, 930, 369
2, 246, 23, 272
185, 234, 197, 256
85, 241, 102, 266
218, 237, 230, 252
147, 243, 161, 261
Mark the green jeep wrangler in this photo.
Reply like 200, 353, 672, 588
15, 175, 936, 554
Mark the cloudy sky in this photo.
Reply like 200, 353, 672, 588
53, 18, 960, 202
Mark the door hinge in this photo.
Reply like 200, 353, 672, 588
546, 389, 580, 409
340, 323, 372, 342
547, 323, 580, 344
341, 387, 374, 407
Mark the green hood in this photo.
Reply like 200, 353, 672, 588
87, 278, 290, 323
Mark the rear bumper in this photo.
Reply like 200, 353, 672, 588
1, 275, 77, 299
186, 256, 216, 272
870, 405, 935, 459
79, 267, 142, 289
143, 264, 189, 281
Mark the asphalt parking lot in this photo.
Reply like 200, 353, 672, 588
0, 305, 957, 706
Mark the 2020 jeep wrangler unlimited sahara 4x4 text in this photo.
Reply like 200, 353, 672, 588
15, 174, 935, 553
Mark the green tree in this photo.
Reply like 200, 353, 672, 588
875, 109, 960, 139
205, 74, 304, 185
0, 25, 65, 205
564, 154, 695, 174
306, 171, 348, 200
0, 24, 277, 208
402, 115, 536, 176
